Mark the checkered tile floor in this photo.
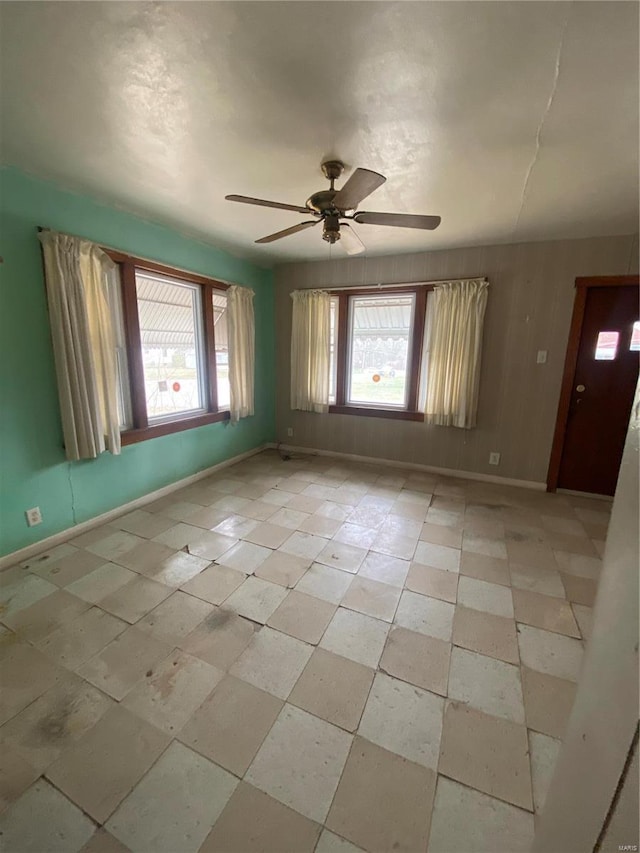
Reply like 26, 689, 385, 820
0, 450, 607, 852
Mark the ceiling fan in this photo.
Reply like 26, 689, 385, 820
225, 160, 441, 255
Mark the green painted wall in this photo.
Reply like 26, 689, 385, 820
0, 167, 276, 557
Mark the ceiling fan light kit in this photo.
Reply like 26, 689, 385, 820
225, 160, 441, 253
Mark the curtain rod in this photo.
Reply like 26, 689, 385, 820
317, 277, 488, 292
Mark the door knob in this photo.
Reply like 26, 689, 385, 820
576, 384, 586, 392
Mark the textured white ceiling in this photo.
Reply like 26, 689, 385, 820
1, 1, 638, 266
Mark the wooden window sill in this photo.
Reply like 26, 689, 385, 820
328, 405, 425, 422
121, 410, 230, 445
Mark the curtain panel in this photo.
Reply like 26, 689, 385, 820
227, 285, 255, 423
425, 278, 489, 429
290, 289, 331, 413
39, 230, 121, 460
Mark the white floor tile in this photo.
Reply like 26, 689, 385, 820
517, 624, 584, 681
448, 647, 524, 723
319, 608, 389, 668
394, 591, 454, 641
457, 576, 514, 618
230, 626, 313, 699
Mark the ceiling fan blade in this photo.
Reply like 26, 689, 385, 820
340, 223, 366, 256
332, 168, 386, 211
353, 212, 441, 230
255, 220, 319, 244
226, 194, 312, 215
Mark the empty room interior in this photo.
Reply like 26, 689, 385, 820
1, 2, 639, 852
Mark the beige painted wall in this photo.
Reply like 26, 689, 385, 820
274, 234, 639, 483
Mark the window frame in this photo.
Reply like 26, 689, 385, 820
104, 249, 230, 445
328, 285, 428, 422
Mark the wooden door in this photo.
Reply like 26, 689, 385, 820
553, 282, 639, 496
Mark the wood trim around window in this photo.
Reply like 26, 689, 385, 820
106, 250, 230, 445
330, 285, 427, 421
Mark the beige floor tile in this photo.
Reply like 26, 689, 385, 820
180, 563, 246, 605
383, 515, 423, 539
218, 541, 272, 573
0, 743, 40, 816
0, 642, 65, 725
425, 508, 463, 528
37, 607, 128, 670
521, 666, 577, 739
428, 776, 534, 853
115, 509, 176, 540
513, 588, 580, 637
286, 495, 324, 515
448, 647, 524, 723
118, 540, 176, 575
460, 551, 511, 586
358, 552, 410, 588
506, 540, 558, 571
20, 543, 77, 571
358, 672, 443, 769
87, 531, 147, 562
224, 576, 288, 624
152, 523, 209, 551
546, 532, 598, 557
246, 704, 352, 823
347, 505, 388, 529
267, 591, 336, 643
317, 541, 368, 574
295, 563, 354, 604
106, 742, 237, 853
316, 829, 365, 853
529, 730, 561, 814
439, 702, 533, 810
231, 626, 313, 699
2, 589, 89, 642
320, 608, 389, 668
200, 781, 321, 853
289, 648, 374, 732
394, 590, 454, 641
243, 522, 293, 549
31, 549, 108, 588
180, 675, 282, 775
80, 828, 130, 853
1, 572, 58, 620
148, 551, 210, 587
379, 626, 450, 695
413, 541, 460, 573
572, 603, 593, 640
255, 551, 311, 588
517, 623, 583, 681
122, 649, 223, 734
189, 505, 234, 529
419, 522, 462, 549
457, 575, 514, 618
46, 705, 170, 823
333, 523, 378, 550
0, 672, 113, 772
65, 564, 136, 605
211, 514, 260, 539
180, 609, 258, 670
341, 576, 401, 622
370, 530, 418, 562
510, 563, 566, 598
452, 606, 519, 664
136, 591, 213, 643
267, 508, 311, 531
405, 563, 458, 604
280, 531, 328, 561
0, 779, 95, 853
186, 530, 239, 562
554, 551, 601, 580
326, 736, 436, 853
540, 514, 587, 537
560, 572, 597, 606
98, 576, 172, 623
297, 513, 342, 538
77, 627, 172, 700
462, 532, 507, 560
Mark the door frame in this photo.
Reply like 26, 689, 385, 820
546, 275, 639, 493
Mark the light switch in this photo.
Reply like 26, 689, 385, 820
536, 350, 547, 364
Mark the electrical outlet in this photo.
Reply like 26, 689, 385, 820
25, 506, 42, 527
536, 350, 548, 364
287, 427, 294, 437
489, 452, 501, 466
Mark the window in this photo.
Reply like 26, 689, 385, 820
594, 330, 619, 360
630, 321, 640, 352
329, 287, 427, 420
105, 250, 230, 445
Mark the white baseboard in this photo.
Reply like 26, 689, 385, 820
267, 442, 547, 491
1, 444, 268, 571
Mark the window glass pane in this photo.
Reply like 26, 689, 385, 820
213, 291, 230, 410
347, 293, 415, 408
630, 321, 640, 352
329, 296, 338, 404
135, 272, 205, 421
594, 331, 619, 360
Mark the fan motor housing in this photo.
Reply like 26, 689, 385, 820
306, 190, 339, 214
322, 213, 341, 244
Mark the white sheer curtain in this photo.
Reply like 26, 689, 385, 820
290, 289, 331, 413
227, 285, 255, 423
425, 278, 489, 429
39, 230, 121, 460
